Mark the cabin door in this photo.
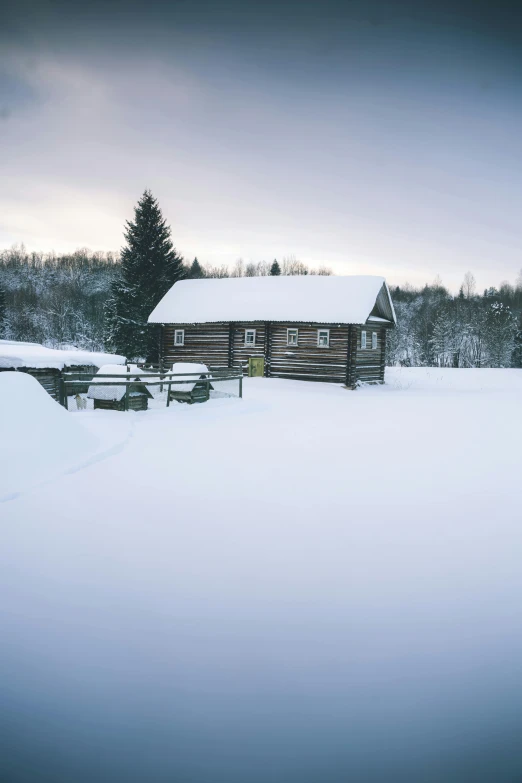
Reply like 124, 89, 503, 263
248, 357, 264, 377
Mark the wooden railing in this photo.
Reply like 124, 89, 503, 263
60, 368, 243, 410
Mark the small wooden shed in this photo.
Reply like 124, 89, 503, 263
0, 341, 65, 401
168, 362, 212, 404
0, 341, 127, 403
87, 365, 153, 411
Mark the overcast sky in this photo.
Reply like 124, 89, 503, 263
1, 0, 521, 290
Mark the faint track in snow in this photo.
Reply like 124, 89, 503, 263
0, 412, 136, 504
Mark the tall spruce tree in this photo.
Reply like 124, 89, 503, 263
106, 190, 185, 361
270, 259, 281, 276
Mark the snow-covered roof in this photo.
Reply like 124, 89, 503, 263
148, 275, 395, 325
87, 364, 152, 401
0, 341, 126, 371
170, 362, 209, 391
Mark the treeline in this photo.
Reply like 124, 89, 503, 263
388, 273, 522, 368
1, 244, 521, 367
188, 256, 333, 278
0, 245, 331, 351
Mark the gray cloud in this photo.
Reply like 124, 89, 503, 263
1, 0, 522, 290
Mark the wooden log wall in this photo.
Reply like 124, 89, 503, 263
346, 326, 358, 388
161, 322, 352, 383
268, 324, 349, 383
231, 322, 266, 375
379, 329, 387, 382
160, 321, 392, 385
94, 396, 148, 412
354, 326, 386, 384
162, 323, 230, 368
264, 323, 271, 377
62, 364, 97, 395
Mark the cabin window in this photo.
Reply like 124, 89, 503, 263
361, 330, 367, 349
372, 331, 378, 350
245, 329, 256, 346
287, 329, 298, 346
317, 329, 330, 348
174, 329, 185, 346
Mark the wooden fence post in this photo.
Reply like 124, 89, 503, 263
124, 365, 130, 411
62, 375, 68, 410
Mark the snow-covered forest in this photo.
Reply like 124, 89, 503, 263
0, 246, 119, 351
1, 244, 521, 367
389, 274, 522, 368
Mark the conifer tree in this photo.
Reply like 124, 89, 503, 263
189, 257, 205, 278
430, 306, 454, 367
105, 190, 185, 361
484, 301, 515, 367
512, 312, 522, 368
270, 259, 281, 276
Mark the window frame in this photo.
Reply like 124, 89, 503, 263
372, 331, 378, 350
245, 329, 256, 347
317, 329, 330, 348
174, 329, 185, 346
287, 328, 299, 347
361, 330, 367, 349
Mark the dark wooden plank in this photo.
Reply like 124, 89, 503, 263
228, 322, 234, 368
264, 322, 271, 377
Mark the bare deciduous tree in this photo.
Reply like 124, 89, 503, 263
462, 271, 476, 299
231, 258, 245, 277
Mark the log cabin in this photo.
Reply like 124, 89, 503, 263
148, 275, 396, 386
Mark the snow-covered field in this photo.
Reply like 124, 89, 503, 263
1, 368, 522, 782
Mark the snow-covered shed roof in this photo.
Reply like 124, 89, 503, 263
87, 364, 153, 402
0, 340, 126, 371
148, 275, 396, 325
170, 362, 209, 391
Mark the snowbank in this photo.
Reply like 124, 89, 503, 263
0, 340, 126, 370
0, 372, 99, 499
148, 275, 395, 325
385, 366, 522, 394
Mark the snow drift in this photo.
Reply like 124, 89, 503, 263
0, 372, 99, 500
